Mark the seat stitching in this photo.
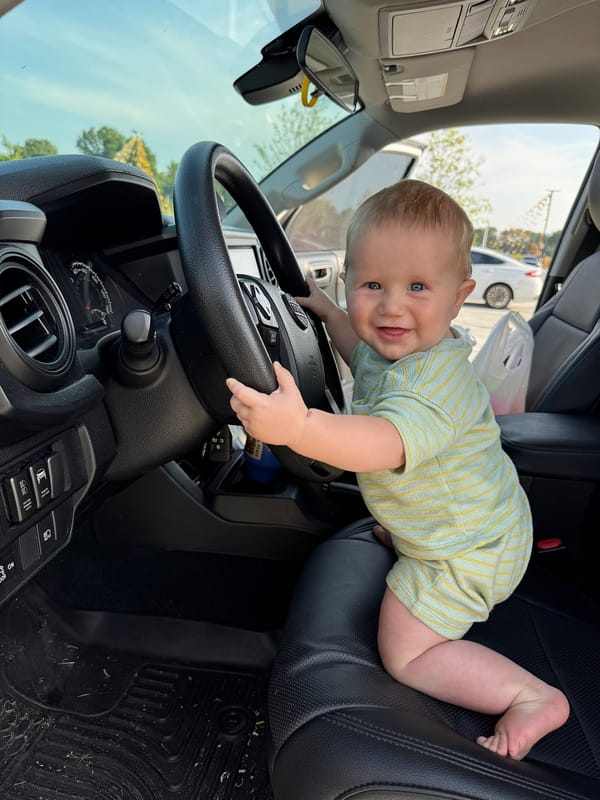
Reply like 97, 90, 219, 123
326, 712, 593, 800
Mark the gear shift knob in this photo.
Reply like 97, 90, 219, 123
119, 309, 161, 376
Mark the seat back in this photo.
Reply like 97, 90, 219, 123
526, 152, 600, 413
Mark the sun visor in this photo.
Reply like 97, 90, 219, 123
380, 47, 474, 112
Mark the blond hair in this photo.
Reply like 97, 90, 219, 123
345, 179, 474, 280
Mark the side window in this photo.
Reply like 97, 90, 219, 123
286, 146, 421, 253
478, 254, 503, 265
408, 124, 599, 357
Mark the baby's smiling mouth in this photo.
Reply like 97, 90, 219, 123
377, 326, 411, 340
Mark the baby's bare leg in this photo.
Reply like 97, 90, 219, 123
378, 588, 569, 759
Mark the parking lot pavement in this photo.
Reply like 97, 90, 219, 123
456, 301, 537, 358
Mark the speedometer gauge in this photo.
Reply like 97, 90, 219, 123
69, 261, 113, 328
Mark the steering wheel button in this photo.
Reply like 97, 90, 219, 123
283, 295, 309, 330
263, 329, 278, 347
29, 461, 52, 508
6, 470, 35, 522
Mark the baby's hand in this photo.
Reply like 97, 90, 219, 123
226, 361, 308, 447
295, 274, 338, 322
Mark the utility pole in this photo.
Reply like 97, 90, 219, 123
541, 189, 559, 257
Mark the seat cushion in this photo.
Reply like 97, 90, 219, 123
268, 519, 600, 799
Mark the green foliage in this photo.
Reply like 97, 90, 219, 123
155, 160, 178, 204
416, 128, 492, 228
252, 102, 341, 176
0, 136, 58, 160
76, 126, 126, 159
76, 126, 158, 174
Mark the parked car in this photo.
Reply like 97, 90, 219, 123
0, 2, 599, 800
469, 246, 544, 308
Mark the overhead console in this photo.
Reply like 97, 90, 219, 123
379, 0, 536, 111
380, 0, 537, 58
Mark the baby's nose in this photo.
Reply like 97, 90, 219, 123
379, 289, 405, 314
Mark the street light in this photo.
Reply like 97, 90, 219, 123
541, 189, 559, 258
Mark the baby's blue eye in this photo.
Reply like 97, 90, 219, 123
366, 281, 381, 290
409, 282, 425, 292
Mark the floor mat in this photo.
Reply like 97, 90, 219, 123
0, 596, 273, 799
0, 664, 272, 799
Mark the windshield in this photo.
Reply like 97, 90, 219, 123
0, 0, 346, 212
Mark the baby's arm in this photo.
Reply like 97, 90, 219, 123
296, 275, 358, 365
226, 361, 404, 472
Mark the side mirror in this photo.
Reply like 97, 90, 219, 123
296, 26, 360, 113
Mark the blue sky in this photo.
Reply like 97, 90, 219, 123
1, 0, 598, 232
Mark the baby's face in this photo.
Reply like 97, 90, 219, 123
345, 222, 475, 361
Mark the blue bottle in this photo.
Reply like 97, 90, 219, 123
244, 435, 282, 483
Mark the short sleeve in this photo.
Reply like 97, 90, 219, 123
371, 387, 456, 472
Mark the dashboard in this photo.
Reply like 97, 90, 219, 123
41, 250, 133, 348
40, 239, 267, 351
0, 154, 272, 609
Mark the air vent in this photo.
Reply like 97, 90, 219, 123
0, 252, 76, 391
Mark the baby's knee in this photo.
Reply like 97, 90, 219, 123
377, 627, 412, 679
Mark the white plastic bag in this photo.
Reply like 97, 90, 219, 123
472, 311, 534, 415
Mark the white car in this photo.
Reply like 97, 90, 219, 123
469, 247, 544, 309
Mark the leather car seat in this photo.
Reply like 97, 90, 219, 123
268, 519, 600, 799
526, 151, 600, 412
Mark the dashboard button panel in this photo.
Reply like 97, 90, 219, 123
6, 470, 36, 521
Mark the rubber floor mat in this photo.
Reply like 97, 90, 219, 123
0, 663, 273, 799
0, 594, 273, 799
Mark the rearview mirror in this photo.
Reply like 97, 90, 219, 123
296, 26, 360, 113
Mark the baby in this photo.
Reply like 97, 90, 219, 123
226, 179, 569, 759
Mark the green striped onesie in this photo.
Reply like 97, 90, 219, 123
351, 329, 532, 639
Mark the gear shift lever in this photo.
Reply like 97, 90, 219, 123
117, 309, 161, 383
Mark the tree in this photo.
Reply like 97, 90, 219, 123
156, 160, 179, 209
76, 126, 126, 159
252, 102, 341, 176
416, 128, 492, 229
0, 136, 58, 161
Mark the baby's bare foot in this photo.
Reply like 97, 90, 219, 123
373, 524, 393, 548
476, 684, 569, 759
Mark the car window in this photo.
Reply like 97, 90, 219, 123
291, 123, 599, 367
286, 146, 421, 253
474, 253, 503, 265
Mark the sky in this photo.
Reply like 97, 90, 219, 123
452, 124, 599, 232
0, 1, 598, 234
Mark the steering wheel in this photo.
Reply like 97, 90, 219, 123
173, 141, 345, 482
